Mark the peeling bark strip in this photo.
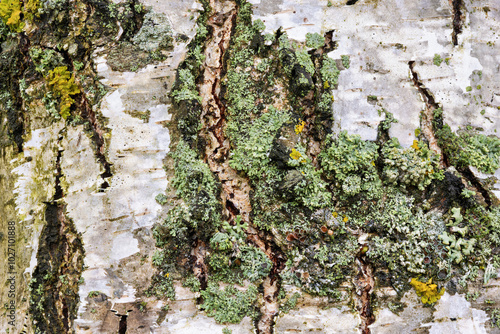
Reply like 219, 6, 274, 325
29, 143, 85, 333
354, 256, 375, 334
197, 1, 284, 333
451, 0, 465, 46
199, 0, 251, 224
408, 61, 445, 167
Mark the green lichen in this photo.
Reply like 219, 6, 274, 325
29, 48, 65, 75
320, 57, 340, 88
381, 138, 441, 191
341, 55, 350, 69
320, 131, 381, 199
171, 69, 201, 104
433, 54, 443, 66
436, 123, 500, 174
200, 282, 258, 323
305, 32, 324, 49
229, 106, 290, 178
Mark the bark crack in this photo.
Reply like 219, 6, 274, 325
354, 253, 375, 334
408, 61, 446, 167
409, 61, 491, 207
196, 1, 286, 332
79, 93, 113, 191
451, 0, 465, 46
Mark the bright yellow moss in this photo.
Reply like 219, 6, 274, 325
47, 66, 81, 119
295, 120, 305, 134
410, 278, 445, 304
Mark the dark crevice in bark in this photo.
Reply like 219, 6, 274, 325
29, 137, 85, 334
195, 1, 287, 333
346, 0, 360, 5
79, 93, 113, 191
355, 254, 375, 334
451, 0, 465, 46
408, 61, 445, 166
459, 167, 492, 209
409, 61, 492, 208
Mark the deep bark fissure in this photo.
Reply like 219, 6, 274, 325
79, 93, 113, 191
408, 61, 445, 166
355, 255, 375, 334
195, 1, 286, 332
409, 61, 491, 207
451, 0, 464, 46
29, 137, 85, 334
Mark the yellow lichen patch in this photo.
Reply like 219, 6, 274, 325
295, 120, 306, 134
332, 212, 338, 218
343, 216, 348, 222
410, 278, 444, 304
411, 140, 421, 151
290, 148, 302, 160
0, 0, 24, 32
47, 66, 81, 119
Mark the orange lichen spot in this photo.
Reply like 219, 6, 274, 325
410, 278, 445, 304
320, 226, 328, 233
290, 148, 302, 160
295, 120, 306, 134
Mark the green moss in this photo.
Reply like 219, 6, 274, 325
200, 282, 258, 323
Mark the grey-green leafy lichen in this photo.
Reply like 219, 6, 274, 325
151, 0, 500, 329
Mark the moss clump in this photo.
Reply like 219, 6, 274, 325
200, 282, 258, 323
46, 66, 80, 119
